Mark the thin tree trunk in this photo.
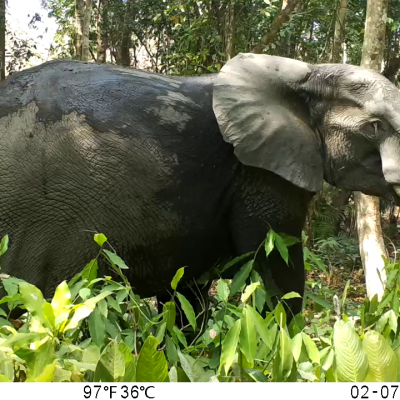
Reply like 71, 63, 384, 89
96, 0, 108, 63
224, 0, 236, 61
75, 0, 93, 62
252, 0, 301, 54
355, 0, 388, 301
0, 0, 5, 80
331, 0, 348, 63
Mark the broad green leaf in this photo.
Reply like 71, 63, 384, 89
265, 230, 275, 257
301, 333, 320, 364
230, 260, 253, 295
0, 235, 9, 256
292, 333, 303, 362
298, 361, 318, 382
333, 320, 368, 382
241, 282, 260, 303
82, 259, 99, 284
51, 281, 72, 319
278, 327, 293, 380
275, 302, 287, 328
281, 292, 302, 300
169, 366, 178, 382
250, 270, 267, 313
274, 233, 289, 264
363, 331, 397, 382
94, 341, 125, 382
94, 233, 108, 247
1, 332, 47, 349
79, 288, 91, 301
279, 233, 301, 247
88, 307, 106, 347
178, 351, 211, 382
220, 252, 254, 273
82, 343, 101, 366
171, 267, 185, 291
136, 336, 169, 382
239, 307, 257, 365
246, 305, 276, 350
103, 250, 128, 269
23, 339, 56, 381
155, 322, 166, 343
217, 279, 229, 303
307, 293, 333, 310
163, 302, 176, 333
64, 305, 93, 332
322, 348, 335, 371
53, 366, 72, 382
19, 282, 51, 329
119, 342, 137, 382
173, 326, 187, 347
29, 362, 55, 382
176, 292, 196, 331
84, 291, 113, 310
0, 374, 11, 382
245, 368, 268, 382
0, 350, 14, 381
165, 335, 178, 366
218, 319, 241, 375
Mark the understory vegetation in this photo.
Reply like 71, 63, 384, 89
1, 226, 400, 383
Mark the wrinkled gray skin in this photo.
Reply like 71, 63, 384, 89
0, 54, 400, 316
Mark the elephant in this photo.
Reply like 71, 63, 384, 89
0, 53, 400, 318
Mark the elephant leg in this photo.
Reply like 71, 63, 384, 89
229, 166, 311, 318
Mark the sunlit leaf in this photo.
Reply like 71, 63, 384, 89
230, 260, 253, 295
176, 292, 196, 331
171, 267, 185, 291
94, 233, 108, 247
218, 319, 241, 375
94, 341, 125, 382
239, 307, 257, 366
103, 250, 129, 270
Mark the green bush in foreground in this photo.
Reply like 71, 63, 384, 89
0, 231, 399, 382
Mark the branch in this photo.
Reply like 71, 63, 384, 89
252, 0, 302, 54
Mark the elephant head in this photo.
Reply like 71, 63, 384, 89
213, 53, 400, 203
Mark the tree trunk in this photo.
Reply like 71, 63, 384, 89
115, 0, 133, 67
224, 0, 235, 61
355, 0, 388, 301
252, 0, 301, 54
75, 0, 93, 62
331, 0, 348, 63
0, 0, 5, 81
96, 0, 108, 63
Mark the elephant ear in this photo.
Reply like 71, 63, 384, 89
213, 53, 323, 192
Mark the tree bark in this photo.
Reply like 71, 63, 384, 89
115, 0, 133, 66
252, 0, 301, 54
75, 0, 93, 62
355, 0, 388, 301
331, 0, 348, 63
0, 0, 5, 80
96, 0, 108, 63
224, 0, 236, 61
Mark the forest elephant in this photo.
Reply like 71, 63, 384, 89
0, 53, 400, 317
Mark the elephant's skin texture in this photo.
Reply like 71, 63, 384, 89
1, 54, 400, 316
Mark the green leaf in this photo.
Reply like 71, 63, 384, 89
0, 235, 9, 256
230, 260, 253, 296
176, 292, 196, 331
333, 320, 368, 382
19, 282, 51, 329
341, 280, 351, 307
275, 302, 287, 328
245, 368, 268, 382
165, 335, 178, 365
220, 252, 254, 273
278, 327, 293, 380
51, 281, 72, 319
119, 342, 137, 382
322, 348, 335, 371
219, 319, 241, 375
23, 339, 56, 381
301, 333, 320, 364
136, 336, 169, 382
173, 326, 187, 347
103, 249, 129, 270
88, 307, 106, 348
307, 293, 333, 310
241, 282, 260, 303
79, 288, 91, 300
274, 233, 289, 264
171, 267, 185, 291
279, 233, 300, 247
82, 259, 99, 284
292, 333, 303, 362
0, 350, 14, 381
363, 330, 397, 382
163, 302, 176, 333
1, 333, 47, 350
29, 362, 55, 382
298, 361, 318, 382
94, 341, 125, 382
265, 230, 275, 257
281, 292, 302, 300
239, 307, 257, 365
246, 305, 276, 350
94, 233, 108, 247
217, 279, 229, 303
0, 374, 11, 382
178, 351, 212, 382
155, 322, 166, 343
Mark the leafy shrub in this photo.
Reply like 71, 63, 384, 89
0, 232, 399, 382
